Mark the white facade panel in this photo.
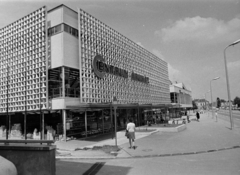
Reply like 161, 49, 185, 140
51, 33, 63, 68
51, 98, 65, 109
47, 7, 63, 27
63, 6, 78, 29
51, 98, 81, 110
63, 33, 79, 69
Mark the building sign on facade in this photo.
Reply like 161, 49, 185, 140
93, 55, 149, 84
131, 72, 149, 84
93, 54, 128, 79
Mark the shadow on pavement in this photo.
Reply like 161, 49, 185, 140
56, 160, 131, 175
225, 127, 233, 130
76, 132, 115, 142
82, 162, 105, 175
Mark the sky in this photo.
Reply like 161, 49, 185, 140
0, 0, 240, 102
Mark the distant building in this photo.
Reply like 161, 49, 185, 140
194, 99, 209, 110
221, 101, 234, 109
170, 82, 192, 108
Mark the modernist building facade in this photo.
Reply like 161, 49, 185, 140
0, 5, 171, 140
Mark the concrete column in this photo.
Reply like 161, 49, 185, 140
9, 115, 11, 136
24, 113, 27, 140
138, 105, 140, 127
62, 109, 66, 141
102, 110, 104, 134
114, 106, 117, 146
173, 93, 175, 103
85, 111, 88, 138
110, 104, 113, 139
62, 67, 65, 97
41, 113, 44, 140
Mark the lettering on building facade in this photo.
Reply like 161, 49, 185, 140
131, 72, 149, 84
93, 55, 149, 84
93, 55, 128, 79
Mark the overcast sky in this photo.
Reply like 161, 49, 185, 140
0, 0, 240, 102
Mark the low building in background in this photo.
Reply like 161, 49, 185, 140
194, 99, 209, 110
170, 82, 193, 109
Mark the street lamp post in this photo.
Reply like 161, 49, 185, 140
6, 65, 9, 140
112, 96, 118, 146
24, 67, 27, 140
204, 90, 210, 115
223, 39, 240, 129
210, 77, 220, 119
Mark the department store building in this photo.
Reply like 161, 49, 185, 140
0, 5, 171, 140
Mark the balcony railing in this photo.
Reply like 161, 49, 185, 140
49, 87, 80, 98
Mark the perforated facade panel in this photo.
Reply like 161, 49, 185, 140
78, 9, 170, 105
0, 7, 47, 112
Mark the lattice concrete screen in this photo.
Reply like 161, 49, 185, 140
78, 9, 170, 105
0, 7, 47, 112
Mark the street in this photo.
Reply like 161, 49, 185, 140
215, 109, 240, 127
56, 148, 240, 175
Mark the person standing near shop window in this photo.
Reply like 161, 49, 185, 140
126, 118, 136, 149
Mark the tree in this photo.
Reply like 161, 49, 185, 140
233, 96, 240, 108
216, 97, 221, 108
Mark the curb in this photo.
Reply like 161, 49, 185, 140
56, 145, 240, 160
56, 156, 116, 160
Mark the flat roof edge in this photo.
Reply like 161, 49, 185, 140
48, 4, 77, 14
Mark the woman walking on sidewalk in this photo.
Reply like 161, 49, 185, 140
196, 111, 200, 122
126, 118, 136, 149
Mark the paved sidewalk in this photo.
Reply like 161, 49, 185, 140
117, 112, 240, 158
55, 128, 158, 159
56, 112, 240, 159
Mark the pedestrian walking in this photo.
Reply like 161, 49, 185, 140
196, 111, 200, 122
126, 118, 136, 149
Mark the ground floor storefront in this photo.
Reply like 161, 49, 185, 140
0, 104, 188, 141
